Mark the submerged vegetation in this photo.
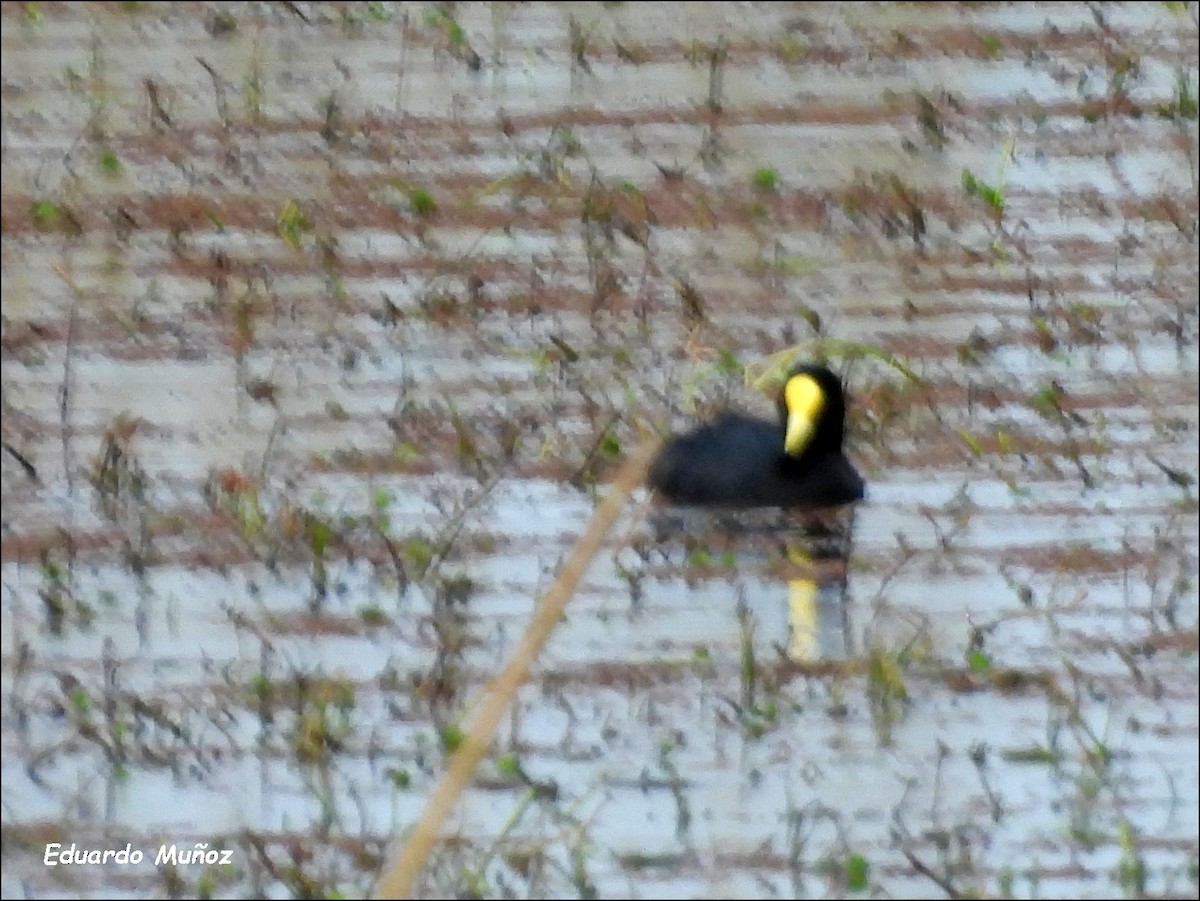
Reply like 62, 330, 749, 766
1, 1, 1196, 898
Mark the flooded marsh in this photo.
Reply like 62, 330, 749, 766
2, 2, 1198, 898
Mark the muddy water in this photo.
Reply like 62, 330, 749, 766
2, 2, 1197, 899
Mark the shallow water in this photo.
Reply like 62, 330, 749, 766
2, 2, 1198, 899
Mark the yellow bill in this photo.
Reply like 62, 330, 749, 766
783, 374, 825, 456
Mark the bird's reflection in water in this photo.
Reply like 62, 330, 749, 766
645, 506, 857, 662
779, 528, 854, 662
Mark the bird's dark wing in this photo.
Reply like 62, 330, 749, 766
649, 413, 864, 508
649, 413, 787, 506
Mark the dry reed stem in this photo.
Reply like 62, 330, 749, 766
372, 441, 659, 899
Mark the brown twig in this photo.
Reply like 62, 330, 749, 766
51, 263, 80, 495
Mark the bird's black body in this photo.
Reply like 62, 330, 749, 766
648, 364, 864, 509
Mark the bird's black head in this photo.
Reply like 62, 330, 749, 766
775, 363, 848, 458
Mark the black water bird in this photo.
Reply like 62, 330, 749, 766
648, 364, 864, 509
